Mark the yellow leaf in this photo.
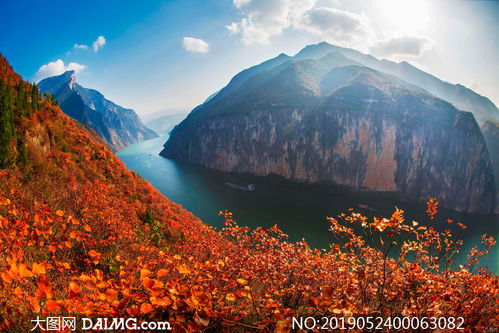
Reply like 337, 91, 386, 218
237, 278, 248, 286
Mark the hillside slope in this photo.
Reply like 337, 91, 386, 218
0, 54, 212, 330
38, 71, 157, 151
0, 55, 497, 332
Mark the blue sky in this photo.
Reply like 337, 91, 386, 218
1, 0, 498, 115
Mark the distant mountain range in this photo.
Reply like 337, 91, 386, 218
141, 109, 188, 136
162, 42, 498, 214
38, 71, 157, 151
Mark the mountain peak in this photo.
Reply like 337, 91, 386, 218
38, 70, 77, 91
37, 70, 158, 151
294, 41, 343, 59
61, 70, 77, 89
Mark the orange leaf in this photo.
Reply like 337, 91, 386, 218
151, 296, 172, 307
84, 224, 91, 232
27, 296, 40, 313
105, 289, 118, 303
0, 271, 13, 284
13, 287, 23, 297
37, 277, 53, 299
157, 269, 168, 279
69, 281, 82, 294
32, 262, 46, 275
19, 263, 33, 278
140, 303, 154, 314
46, 300, 61, 312
56, 210, 64, 217
176, 264, 191, 275
140, 269, 153, 280
143, 278, 155, 289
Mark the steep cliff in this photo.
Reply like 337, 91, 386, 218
482, 120, 499, 212
38, 71, 157, 151
162, 57, 497, 213
294, 43, 499, 186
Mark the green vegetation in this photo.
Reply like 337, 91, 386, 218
0, 79, 41, 168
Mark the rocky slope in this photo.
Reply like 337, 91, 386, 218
38, 71, 157, 151
294, 43, 499, 186
161, 50, 497, 214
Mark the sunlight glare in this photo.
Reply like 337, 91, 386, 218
377, 0, 431, 33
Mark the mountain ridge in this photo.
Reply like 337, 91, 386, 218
38, 70, 157, 151
162, 42, 497, 213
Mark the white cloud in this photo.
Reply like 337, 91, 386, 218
182, 37, 210, 53
35, 59, 87, 82
297, 7, 374, 45
370, 35, 433, 58
226, 0, 316, 45
73, 43, 88, 50
225, 22, 240, 34
92, 36, 106, 52
226, 0, 374, 46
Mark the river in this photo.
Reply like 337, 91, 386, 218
117, 136, 498, 273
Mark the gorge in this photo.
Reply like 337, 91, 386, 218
161, 43, 498, 214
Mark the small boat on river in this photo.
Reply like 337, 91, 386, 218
224, 182, 255, 191
358, 203, 377, 212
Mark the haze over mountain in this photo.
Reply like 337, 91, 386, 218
293, 42, 499, 125
162, 42, 498, 214
141, 109, 188, 136
38, 71, 157, 151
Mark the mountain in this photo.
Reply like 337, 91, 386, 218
141, 109, 188, 135
294, 42, 499, 187
482, 120, 499, 212
38, 71, 157, 151
161, 45, 497, 214
0, 54, 497, 331
295, 42, 499, 125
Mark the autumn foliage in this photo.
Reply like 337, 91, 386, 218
0, 55, 497, 332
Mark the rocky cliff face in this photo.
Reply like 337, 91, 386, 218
294, 42, 499, 188
161, 49, 497, 214
482, 120, 499, 213
38, 71, 157, 151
